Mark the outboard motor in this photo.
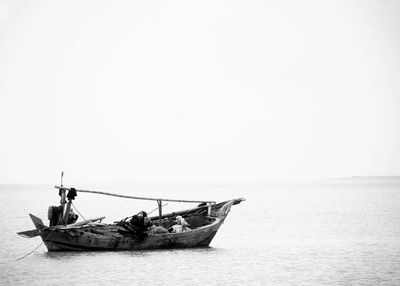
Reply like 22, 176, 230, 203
47, 205, 63, 226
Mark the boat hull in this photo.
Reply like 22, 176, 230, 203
40, 218, 223, 251
21, 199, 243, 251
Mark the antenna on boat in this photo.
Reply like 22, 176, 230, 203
61, 171, 64, 187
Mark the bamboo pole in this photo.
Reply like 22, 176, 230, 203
157, 200, 162, 226
54, 186, 216, 204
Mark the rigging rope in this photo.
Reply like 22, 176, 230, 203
16, 228, 56, 261
72, 202, 86, 221
16, 208, 71, 261
117, 203, 168, 224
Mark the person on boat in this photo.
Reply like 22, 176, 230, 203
171, 216, 191, 233
138, 211, 152, 228
171, 223, 183, 233
126, 211, 151, 240
67, 208, 78, 224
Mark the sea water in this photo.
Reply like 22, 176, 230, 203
0, 179, 399, 285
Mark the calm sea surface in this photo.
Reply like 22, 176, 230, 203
0, 179, 399, 285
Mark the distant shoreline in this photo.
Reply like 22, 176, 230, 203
1, 176, 400, 187
326, 176, 400, 180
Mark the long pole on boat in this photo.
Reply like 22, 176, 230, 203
54, 186, 216, 204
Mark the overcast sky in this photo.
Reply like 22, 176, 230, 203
0, 1, 399, 184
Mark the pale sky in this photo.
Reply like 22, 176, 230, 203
0, 0, 399, 184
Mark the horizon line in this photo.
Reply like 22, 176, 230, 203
1, 175, 400, 186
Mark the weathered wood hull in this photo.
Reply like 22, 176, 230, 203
35, 200, 240, 251
41, 218, 222, 251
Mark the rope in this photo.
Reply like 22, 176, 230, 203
149, 203, 168, 215
16, 212, 66, 261
16, 228, 56, 261
72, 202, 86, 221
116, 203, 168, 224
16, 241, 45, 261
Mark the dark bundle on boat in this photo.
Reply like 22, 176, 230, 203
118, 211, 152, 241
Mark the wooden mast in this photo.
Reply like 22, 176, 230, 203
157, 200, 162, 226
58, 172, 69, 224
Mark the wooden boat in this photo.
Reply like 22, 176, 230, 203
18, 185, 244, 251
